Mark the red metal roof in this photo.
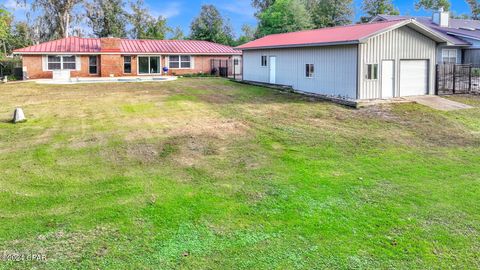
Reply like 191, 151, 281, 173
236, 20, 407, 50
14, 37, 101, 53
121, 39, 240, 54
13, 37, 241, 55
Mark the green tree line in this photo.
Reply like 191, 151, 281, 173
0, 0, 478, 58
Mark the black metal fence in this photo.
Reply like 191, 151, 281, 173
436, 64, 480, 95
210, 59, 229, 77
210, 58, 242, 80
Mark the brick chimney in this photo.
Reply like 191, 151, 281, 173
99, 37, 123, 77
100, 37, 121, 53
432, 7, 449, 27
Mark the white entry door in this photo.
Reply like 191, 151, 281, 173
269, 56, 276, 84
381, 60, 395, 99
233, 56, 242, 75
400, 60, 429, 96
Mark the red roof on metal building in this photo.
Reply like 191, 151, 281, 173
236, 20, 418, 50
13, 37, 241, 55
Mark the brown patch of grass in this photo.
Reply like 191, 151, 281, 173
0, 226, 118, 263
67, 133, 109, 149
166, 118, 249, 140
167, 135, 221, 167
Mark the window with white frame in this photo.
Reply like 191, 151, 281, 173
47, 55, 76, 70
366, 64, 378, 80
442, 49, 457, 64
138, 56, 160, 74
169, 55, 192, 69
306, 64, 314, 78
261, 55, 267, 66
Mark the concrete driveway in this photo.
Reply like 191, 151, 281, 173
404, 95, 473, 111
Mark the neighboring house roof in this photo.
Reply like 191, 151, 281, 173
375, 14, 480, 30
372, 15, 476, 45
236, 19, 450, 50
13, 37, 241, 55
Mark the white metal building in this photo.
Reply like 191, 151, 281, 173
236, 20, 451, 101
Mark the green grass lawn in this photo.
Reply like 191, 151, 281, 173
0, 78, 479, 269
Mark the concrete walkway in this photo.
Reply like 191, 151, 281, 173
33, 76, 177, 85
404, 95, 473, 111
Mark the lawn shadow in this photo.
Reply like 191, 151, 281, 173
192, 82, 356, 109
0, 119, 13, 124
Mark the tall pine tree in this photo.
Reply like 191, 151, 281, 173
129, 0, 150, 39
307, 0, 354, 28
466, 0, 480, 20
256, 0, 313, 37
18, 0, 82, 41
360, 0, 399, 22
252, 0, 276, 17
170, 27, 185, 40
415, 0, 451, 11
85, 0, 127, 38
190, 5, 235, 45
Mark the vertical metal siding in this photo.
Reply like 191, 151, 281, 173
359, 26, 437, 99
243, 45, 357, 99
463, 49, 480, 65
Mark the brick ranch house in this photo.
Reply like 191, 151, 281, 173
13, 37, 242, 79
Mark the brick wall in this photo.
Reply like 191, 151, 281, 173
22, 54, 239, 79
100, 55, 124, 77
22, 55, 101, 79
22, 55, 49, 79
100, 38, 121, 53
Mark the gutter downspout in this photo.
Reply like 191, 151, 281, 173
356, 44, 361, 100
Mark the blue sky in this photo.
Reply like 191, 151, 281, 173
1, 0, 474, 37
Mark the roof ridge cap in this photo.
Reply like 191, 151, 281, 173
257, 19, 408, 38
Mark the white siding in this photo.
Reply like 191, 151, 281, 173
359, 26, 437, 99
243, 46, 358, 99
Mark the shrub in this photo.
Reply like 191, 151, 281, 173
180, 72, 217, 78
0, 57, 21, 78
472, 68, 480, 77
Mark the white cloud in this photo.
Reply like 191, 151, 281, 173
151, 2, 181, 19
219, 0, 255, 18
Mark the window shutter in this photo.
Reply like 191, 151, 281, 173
76, 56, 81, 71
191, 56, 195, 69
166, 56, 170, 68
42, 56, 48, 71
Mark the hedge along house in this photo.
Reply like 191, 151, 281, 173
236, 19, 451, 102
13, 37, 242, 79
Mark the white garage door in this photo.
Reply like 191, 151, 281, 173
400, 60, 429, 96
